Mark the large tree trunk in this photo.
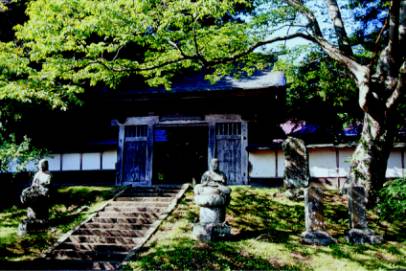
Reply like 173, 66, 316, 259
348, 109, 395, 206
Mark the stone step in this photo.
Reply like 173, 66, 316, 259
80, 222, 151, 231
118, 192, 178, 197
103, 206, 164, 213
68, 235, 141, 245
109, 201, 169, 208
74, 228, 146, 238
91, 217, 156, 224
115, 196, 173, 202
49, 249, 127, 261
124, 187, 180, 193
96, 211, 161, 219
57, 242, 134, 252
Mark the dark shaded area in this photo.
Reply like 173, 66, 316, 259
153, 126, 208, 184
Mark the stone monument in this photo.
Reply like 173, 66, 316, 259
301, 182, 336, 245
345, 185, 382, 244
282, 137, 310, 200
18, 159, 52, 235
193, 159, 231, 241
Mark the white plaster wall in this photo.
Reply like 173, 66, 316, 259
249, 150, 276, 178
62, 153, 81, 171
338, 149, 353, 177
386, 151, 403, 178
102, 151, 117, 170
48, 154, 61, 171
82, 153, 101, 170
308, 149, 337, 177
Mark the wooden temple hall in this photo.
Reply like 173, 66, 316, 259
111, 71, 286, 186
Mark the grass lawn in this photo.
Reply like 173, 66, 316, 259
125, 186, 406, 271
0, 185, 119, 262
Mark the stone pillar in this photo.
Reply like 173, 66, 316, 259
282, 137, 310, 200
193, 184, 231, 241
301, 183, 336, 245
345, 185, 382, 244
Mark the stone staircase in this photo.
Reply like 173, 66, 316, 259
42, 185, 188, 270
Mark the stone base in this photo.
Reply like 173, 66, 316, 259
301, 230, 336, 246
345, 228, 382, 244
284, 188, 304, 201
192, 222, 231, 242
18, 219, 48, 236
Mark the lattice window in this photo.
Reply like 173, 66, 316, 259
215, 123, 241, 136
125, 125, 147, 138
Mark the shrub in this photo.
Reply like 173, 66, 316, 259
377, 178, 406, 222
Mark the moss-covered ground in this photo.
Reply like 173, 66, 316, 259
0, 185, 118, 262
125, 186, 406, 271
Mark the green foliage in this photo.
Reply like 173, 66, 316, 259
12, 0, 258, 91
273, 47, 361, 130
377, 178, 406, 222
0, 135, 45, 173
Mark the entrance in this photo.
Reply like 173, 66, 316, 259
153, 126, 208, 184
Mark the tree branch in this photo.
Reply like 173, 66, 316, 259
386, 61, 406, 110
283, 0, 369, 95
387, 0, 400, 76
285, 0, 323, 37
399, 0, 406, 58
206, 32, 315, 66
325, 0, 353, 56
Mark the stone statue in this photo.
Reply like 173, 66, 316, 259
200, 158, 227, 186
300, 182, 336, 245
18, 159, 52, 235
282, 137, 335, 245
193, 159, 231, 241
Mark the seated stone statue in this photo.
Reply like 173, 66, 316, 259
21, 159, 51, 204
200, 158, 227, 186
18, 159, 52, 235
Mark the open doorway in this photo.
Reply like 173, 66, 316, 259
153, 126, 208, 184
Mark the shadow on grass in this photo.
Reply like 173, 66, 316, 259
129, 237, 302, 271
227, 187, 304, 242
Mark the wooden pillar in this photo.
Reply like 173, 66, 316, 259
241, 120, 248, 184
207, 121, 216, 169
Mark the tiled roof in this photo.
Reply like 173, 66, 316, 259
126, 71, 286, 94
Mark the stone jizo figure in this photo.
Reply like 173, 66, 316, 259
18, 159, 52, 235
201, 158, 227, 186
193, 159, 231, 241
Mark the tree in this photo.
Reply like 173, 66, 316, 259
8, 0, 406, 204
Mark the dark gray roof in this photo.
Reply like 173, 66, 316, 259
127, 71, 286, 94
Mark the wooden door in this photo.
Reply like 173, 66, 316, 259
122, 125, 151, 185
214, 122, 248, 184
